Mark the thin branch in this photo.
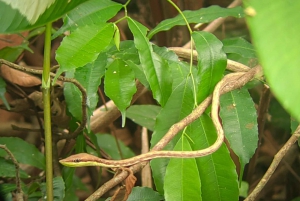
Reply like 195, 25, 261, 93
0, 145, 24, 201
245, 126, 300, 201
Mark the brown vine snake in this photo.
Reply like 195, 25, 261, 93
59, 73, 244, 168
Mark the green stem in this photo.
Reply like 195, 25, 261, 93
43, 22, 53, 201
167, 0, 197, 105
167, 0, 192, 34
167, 0, 198, 107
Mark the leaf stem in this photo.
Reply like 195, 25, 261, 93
166, 0, 192, 34
42, 22, 53, 201
167, 0, 197, 105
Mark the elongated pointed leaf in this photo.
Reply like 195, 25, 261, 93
192, 31, 227, 103
0, 137, 45, 170
220, 88, 258, 175
148, 6, 244, 39
150, 77, 194, 194
127, 18, 172, 106
245, 1, 300, 122
104, 59, 137, 125
222, 38, 256, 58
56, 23, 114, 75
52, 0, 122, 39
164, 136, 201, 201
188, 114, 239, 200
64, 53, 107, 121
0, 0, 87, 33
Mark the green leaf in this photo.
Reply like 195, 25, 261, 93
106, 41, 140, 65
152, 45, 179, 63
0, 78, 10, 110
169, 62, 190, 90
56, 23, 114, 75
192, 31, 227, 103
127, 187, 163, 201
239, 181, 249, 198
0, 157, 29, 178
64, 53, 107, 121
148, 6, 244, 39
0, 43, 30, 62
96, 134, 135, 159
220, 88, 258, 177
164, 136, 201, 201
0, 184, 14, 200
245, 1, 300, 122
113, 24, 121, 50
127, 18, 172, 106
104, 59, 137, 126
0, 137, 45, 170
150, 77, 195, 194
64, 70, 81, 121
52, 0, 122, 39
126, 105, 161, 131
41, 177, 65, 201
222, 38, 256, 58
189, 114, 239, 200
0, 0, 87, 33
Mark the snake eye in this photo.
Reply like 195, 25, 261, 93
73, 159, 80, 163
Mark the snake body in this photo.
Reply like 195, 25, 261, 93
59, 73, 244, 168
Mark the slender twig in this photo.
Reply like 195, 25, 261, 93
141, 127, 152, 188
245, 127, 300, 201
0, 145, 24, 201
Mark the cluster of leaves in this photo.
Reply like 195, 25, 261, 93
0, 0, 299, 200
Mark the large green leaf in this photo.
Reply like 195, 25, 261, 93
0, 0, 87, 33
189, 114, 239, 200
104, 59, 137, 126
126, 105, 161, 131
192, 31, 227, 103
64, 53, 107, 121
222, 38, 256, 58
220, 88, 258, 177
127, 18, 172, 107
244, 0, 300, 121
0, 137, 45, 170
164, 136, 201, 201
150, 77, 194, 194
55, 23, 114, 76
148, 6, 244, 39
52, 0, 122, 39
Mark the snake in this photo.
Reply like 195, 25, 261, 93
59, 73, 241, 168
